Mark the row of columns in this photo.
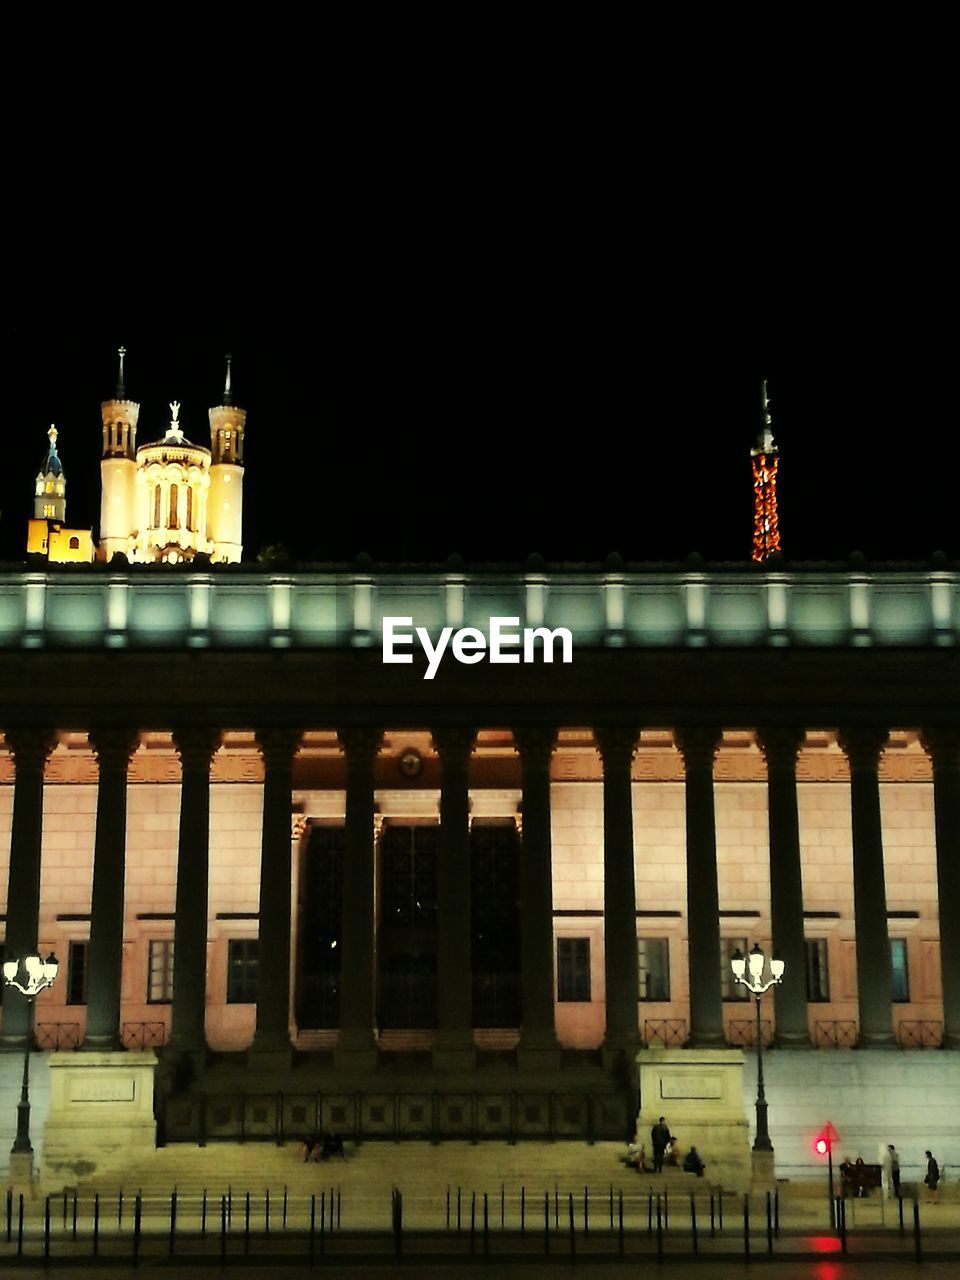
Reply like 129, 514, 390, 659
1, 726, 958, 1063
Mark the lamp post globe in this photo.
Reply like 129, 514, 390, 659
3, 950, 59, 1184
729, 944, 785, 1164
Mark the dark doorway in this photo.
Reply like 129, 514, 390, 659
377, 824, 438, 1028
297, 824, 343, 1028
471, 820, 521, 1027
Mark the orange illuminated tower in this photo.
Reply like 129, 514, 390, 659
751, 380, 782, 562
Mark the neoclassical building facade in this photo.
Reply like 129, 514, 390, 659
0, 567, 957, 1148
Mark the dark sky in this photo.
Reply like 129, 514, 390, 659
3, 6, 952, 565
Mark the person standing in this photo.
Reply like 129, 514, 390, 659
888, 1145, 901, 1198
923, 1150, 940, 1203
651, 1116, 671, 1173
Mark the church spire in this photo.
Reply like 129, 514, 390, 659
116, 346, 127, 398
223, 352, 233, 405
750, 379, 782, 562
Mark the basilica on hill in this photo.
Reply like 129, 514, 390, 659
1, 353, 957, 1191
28, 348, 246, 567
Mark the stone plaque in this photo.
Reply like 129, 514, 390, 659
660, 1073, 723, 1100
69, 1077, 136, 1104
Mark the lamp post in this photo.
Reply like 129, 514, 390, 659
3, 951, 59, 1184
730, 943, 783, 1171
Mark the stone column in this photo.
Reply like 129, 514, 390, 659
85, 729, 139, 1051
513, 728, 560, 1067
838, 728, 895, 1048
675, 728, 726, 1048
757, 728, 811, 1047
251, 729, 301, 1058
335, 728, 382, 1071
168, 729, 221, 1064
0, 731, 56, 1049
595, 727, 641, 1069
920, 728, 960, 1048
432, 727, 476, 1069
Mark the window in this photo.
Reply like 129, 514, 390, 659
720, 937, 750, 1001
169, 484, 179, 528
557, 937, 591, 1002
804, 939, 830, 1002
227, 939, 259, 1003
186, 485, 193, 532
891, 939, 910, 1002
68, 536, 79, 550
147, 939, 174, 1004
638, 937, 670, 1001
153, 485, 162, 528
43, 504, 55, 518
66, 940, 89, 1005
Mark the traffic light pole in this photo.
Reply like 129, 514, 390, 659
828, 1144, 835, 1229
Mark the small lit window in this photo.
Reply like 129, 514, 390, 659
69, 536, 80, 550
891, 939, 910, 1002
227, 939, 259, 1003
43, 504, 55, 518
638, 937, 670, 1001
147, 940, 174, 1004
804, 939, 830, 1002
67, 940, 89, 1005
557, 937, 591, 1002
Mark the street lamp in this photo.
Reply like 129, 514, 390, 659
730, 943, 784, 1154
3, 951, 59, 1181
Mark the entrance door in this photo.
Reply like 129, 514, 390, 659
471, 820, 521, 1026
296, 824, 343, 1028
377, 824, 438, 1028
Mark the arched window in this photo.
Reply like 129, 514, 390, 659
69, 536, 79, 550
186, 485, 194, 532
169, 484, 179, 529
153, 485, 161, 528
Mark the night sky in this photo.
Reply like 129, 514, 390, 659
3, 7, 953, 566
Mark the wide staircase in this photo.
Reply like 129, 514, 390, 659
57, 1140, 722, 1231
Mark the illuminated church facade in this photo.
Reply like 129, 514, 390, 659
1, 360, 958, 1178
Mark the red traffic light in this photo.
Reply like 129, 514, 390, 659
814, 1137, 829, 1156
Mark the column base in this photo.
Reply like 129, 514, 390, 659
858, 1031, 897, 1050
7, 1151, 35, 1193
161, 1042, 208, 1088
774, 1031, 814, 1049
518, 1035, 560, 1072
334, 1031, 378, 1074
602, 1041, 642, 1079
247, 1041, 294, 1075
687, 1032, 728, 1049
432, 1035, 476, 1072
750, 1148, 777, 1192
82, 1035, 122, 1053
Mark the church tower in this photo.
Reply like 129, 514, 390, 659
99, 346, 140, 561
34, 425, 66, 522
751, 380, 782, 562
206, 354, 246, 563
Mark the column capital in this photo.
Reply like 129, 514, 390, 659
3, 729, 57, 773
674, 727, 722, 770
89, 728, 139, 770
431, 727, 477, 767
594, 727, 639, 770
838, 727, 889, 773
756, 727, 805, 770
337, 727, 384, 766
920, 727, 960, 773
255, 728, 302, 772
172, 728, 221, 773
512, 727, 558, 769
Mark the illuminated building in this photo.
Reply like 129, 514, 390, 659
98, 349, 245, 565
0, 364, 957, 1182
751, 381, 781, 562
25, 426, 94, 564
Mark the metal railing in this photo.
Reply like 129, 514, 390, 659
813, 1019, 859, 1048
726, 1019, 774, 1048
122, 1021, 167, 1050
643, 1019, 687, 1048
896, 1020, 943, 1049
34, 1022, 82, 1050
